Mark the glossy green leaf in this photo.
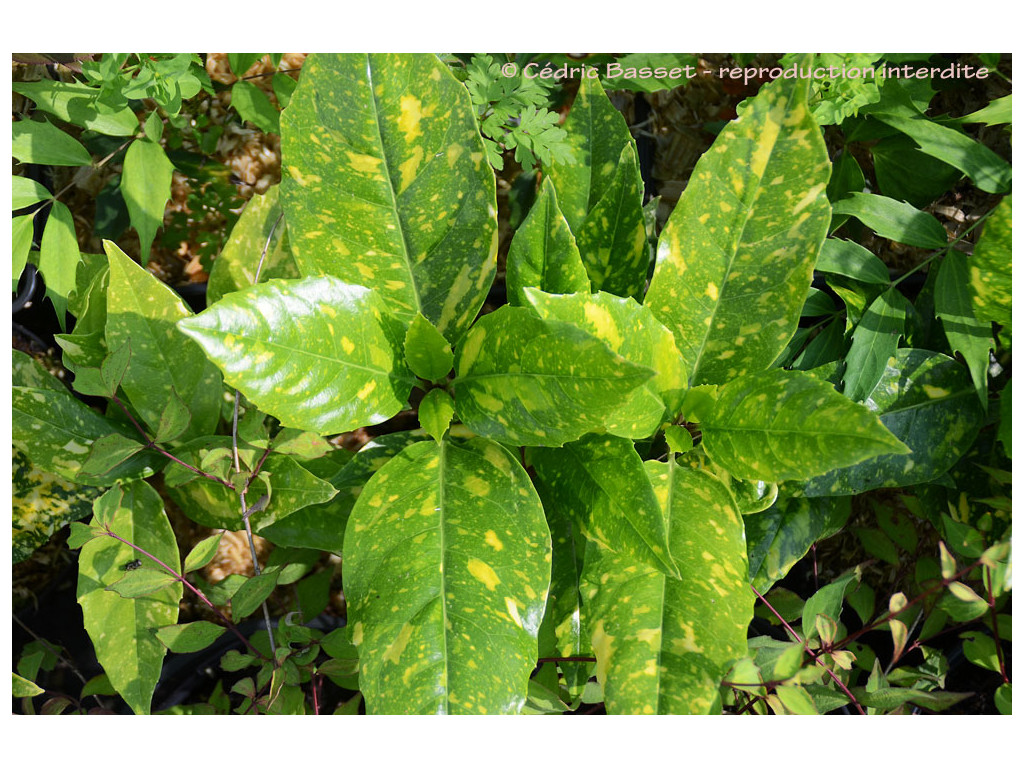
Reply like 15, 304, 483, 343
843, 287, 909, 402
936, 250, 992, 405
252, 454, 338, 530
802, 570, 858, 641
180, 276, 413, 435
404, 313, 454, 382
230, 570, 282, 620
580, 461, 752, 714
816, 239, 890, 285
419, 388, 455, 442
231, 80, 280, 133
646, 65, 831, 386
532, 434, 679, 579
871, 134, 964, 208
13, 351, 158, 486
77, 482, 181, 715
831, 193, 948, 249
38, 199, 80, 322
12, 118, 92, 166
452, 305, 653, 446
804, 350, 985, 496
105, 241, 222, 440
13, 176, 53, 210
995, 683, 1012, 715
153, 387, 192, 443
269, 428, 333, 460
854, 686, 971, 712
120, 139, 174, 260
701, 368, 908, 483
183, 533, 224, 574
78, 433, 147, 479
524, 288, 687, 435
13, 447, 100, 563
826, 148, 865, 203
872, 112, 1011, 194
106, 568, 179, 599
969, 195, 1011, 333
343, 437, 551, 714
280, 53, 498, 344
12, 673, 44, 699
958, 95, 1011, 127
155, 621, 227, 654
12, 81, 139, 136
505, 176, 590, 307
206, 185, 296, 305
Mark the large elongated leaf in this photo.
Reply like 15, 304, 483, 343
280, 53, 497, 344
842, 287, 909, 402
532, 434, 680, 578
452, 305, 653, 447
12, 118, 92, 166
12, 350, 159, 486
343, 437, 551, 714
206, 185, 297, 305
120, 139, 174, 261
580, 461, 753, 714
505, 176, 589, 307
831, 193, 948, 249
76, 481, 181, 715
872, 112, 1012, 195
645, 63, 831, 386
969, 195, 1011, 334
38, 199, 81, 322
546, 77, 646, 298
700, 368, 909, 484
936, 250, 992, 404
803, 349, 985, 496
179, 276, 414, 435
524, 288, 687, 436
105, 241, 222, 440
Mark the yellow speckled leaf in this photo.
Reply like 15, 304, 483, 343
701, 368, 909, 484
969, 195, 1011, 335
343, 437, 551, 714
280, 53, 498, 345
580, 460, 753, 714
178, 276, 415, 436
645, 59, 831, 386
546, 76, 647, 299
13, 448, 101, 563
452, 305, 654, 447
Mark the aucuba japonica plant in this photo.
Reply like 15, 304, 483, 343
13, 52, 1011, 715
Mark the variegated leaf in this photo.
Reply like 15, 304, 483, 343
645, 59, 831, 385
343, 437, 551, 714
280, 53, 498, 344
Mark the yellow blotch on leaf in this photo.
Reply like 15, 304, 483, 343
398, 95, 424, 141
467, 557, 501, 591
484, 530, 504, 551
382, 622, 415, 664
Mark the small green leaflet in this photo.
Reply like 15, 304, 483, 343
700, 368, 908, 483
419, 388, 455, 442
38, 200, 81, 324
404, 313, 454, 382
120, 138, 175, 262
645, 60, 831, 386
179, 276, 414, 436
